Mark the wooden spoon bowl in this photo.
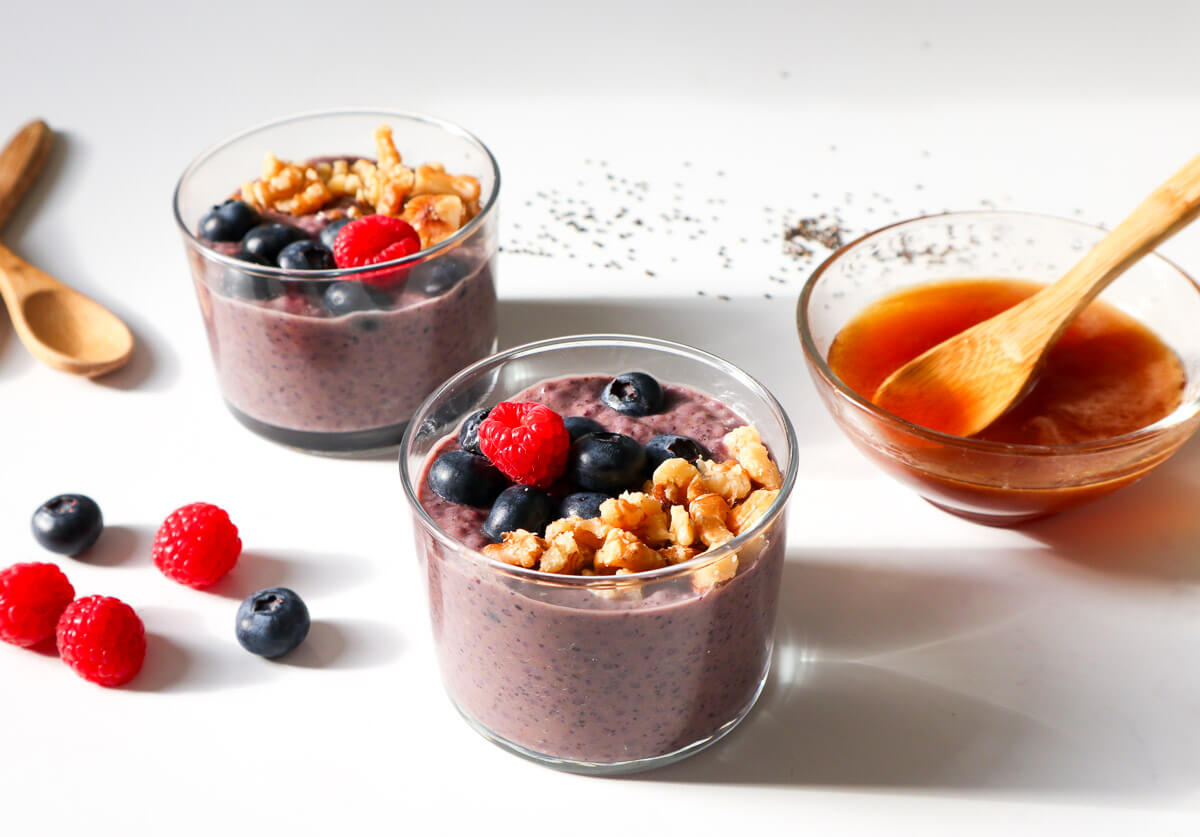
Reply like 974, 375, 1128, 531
0, 119, 134, 377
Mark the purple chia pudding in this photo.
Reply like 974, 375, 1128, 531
411, 372, 790, 769
175, 111, 500, 453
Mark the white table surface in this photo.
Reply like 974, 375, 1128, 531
5, 0, 1200, 833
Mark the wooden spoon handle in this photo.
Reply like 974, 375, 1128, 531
0, 119, 51, 233
1029, 153, 1200, 329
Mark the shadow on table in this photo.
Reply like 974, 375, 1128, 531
639, 548, 1200, 796
1022, 430, 1200, 584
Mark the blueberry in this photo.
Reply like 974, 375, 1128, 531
483, 486, 555, 542
559, 491, 608, 521
563, 416, 605, 442
198, 199, 260, 242
414, 257, 469, 296
323, 281, 392, 315
235, 587, 310, 659
277, 239, 335, 271
31, 494, 103, 556
602, 372, 664, 417
240, 223, 307, 262
319, 217, 354, 251
644, 434, 709, 470
427, 450, 508, 507
567, 432, 646, 495
222, 263, 284, 301
457, 408, 490, 455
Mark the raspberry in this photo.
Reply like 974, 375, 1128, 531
478, 402, 570, 489
0, 562, 75, 647
153, 502, 242, 589
332, 215, 420, 286
57, 596, 145, 687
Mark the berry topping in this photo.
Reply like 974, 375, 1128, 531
559, 492, 608, 521
31, 494, 103, 556
563, 416, 605, 442
332, 215, 421, 285
0, 562, 75, 647
318, 217, 354, 251
56, 595, 145, 687
478, 402, 571, 489
152, 502, 242, 589
414, 257, 468, 296
602, 372, 664, 417
567, 432, 647, 495
457, 408, 491, 455
199, 199, 260, 242
277, 239, 336, 271
323, 281, 392, 316
427, 450, 509, 508
240, 223, 307, 263
644, 434, 709, 470
236, 587, 310, 659
484, 486, 555, 542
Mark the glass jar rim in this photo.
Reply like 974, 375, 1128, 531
171, 108, 501, 281
797, 209, 1200, 456
398, 334, 799, 588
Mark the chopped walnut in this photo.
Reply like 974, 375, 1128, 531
724, 425, 782, 490
660, 544, 700, 564
412, 163, 482, 203
599, 492, 671, 547
669, 504, 696, 547
694, 459, 752, 505
729, 489, 779, 536
692, 554, 739, 592
233, 124, 480, 228
481, 529, 545, 569
649, 458, 700, 506
541, 531, 590, 575
594, 529, 668, 574
688, 493, 734, 548
545, 516, 610, 551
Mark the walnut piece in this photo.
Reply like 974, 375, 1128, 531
650, 458, 700, 506
688, 493, 734, 548
694, 459, 752, 505
400, 194, 467, 248
669, 504, 696, 547
594, 529, 668, 574
599, 492, 671, 547
724, 425, 782, 490
729, 489, 779, 536
541, 531, 590, 575
481, 529, 545, 569
692, 554, 739, 592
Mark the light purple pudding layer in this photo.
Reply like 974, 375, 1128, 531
195, 257, 496, 434
414, 374, 786, 765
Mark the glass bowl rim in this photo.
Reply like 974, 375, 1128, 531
796, 209, 1200, 456
171, 107, 501, 281
398, 334, 799, 588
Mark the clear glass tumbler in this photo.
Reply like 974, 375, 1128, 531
798, 211, 1200, 525
400, 335, 798, 773
174, 110, 500, 454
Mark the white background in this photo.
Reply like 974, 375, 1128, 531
4, 0, 1200, 833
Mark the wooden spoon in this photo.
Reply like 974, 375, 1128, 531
872, 153, 1200, 437
0, 119, 133, 377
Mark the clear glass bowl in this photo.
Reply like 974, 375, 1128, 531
399, 335, 798, 773
798, 211, 1200, 525
173, 109, 500, 454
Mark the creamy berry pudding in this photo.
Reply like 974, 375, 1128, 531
174, 111, 500, 453
400, 336, 797, 773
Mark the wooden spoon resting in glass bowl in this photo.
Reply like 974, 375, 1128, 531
0, 119, 133, 377
872, 154, 1200, 437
